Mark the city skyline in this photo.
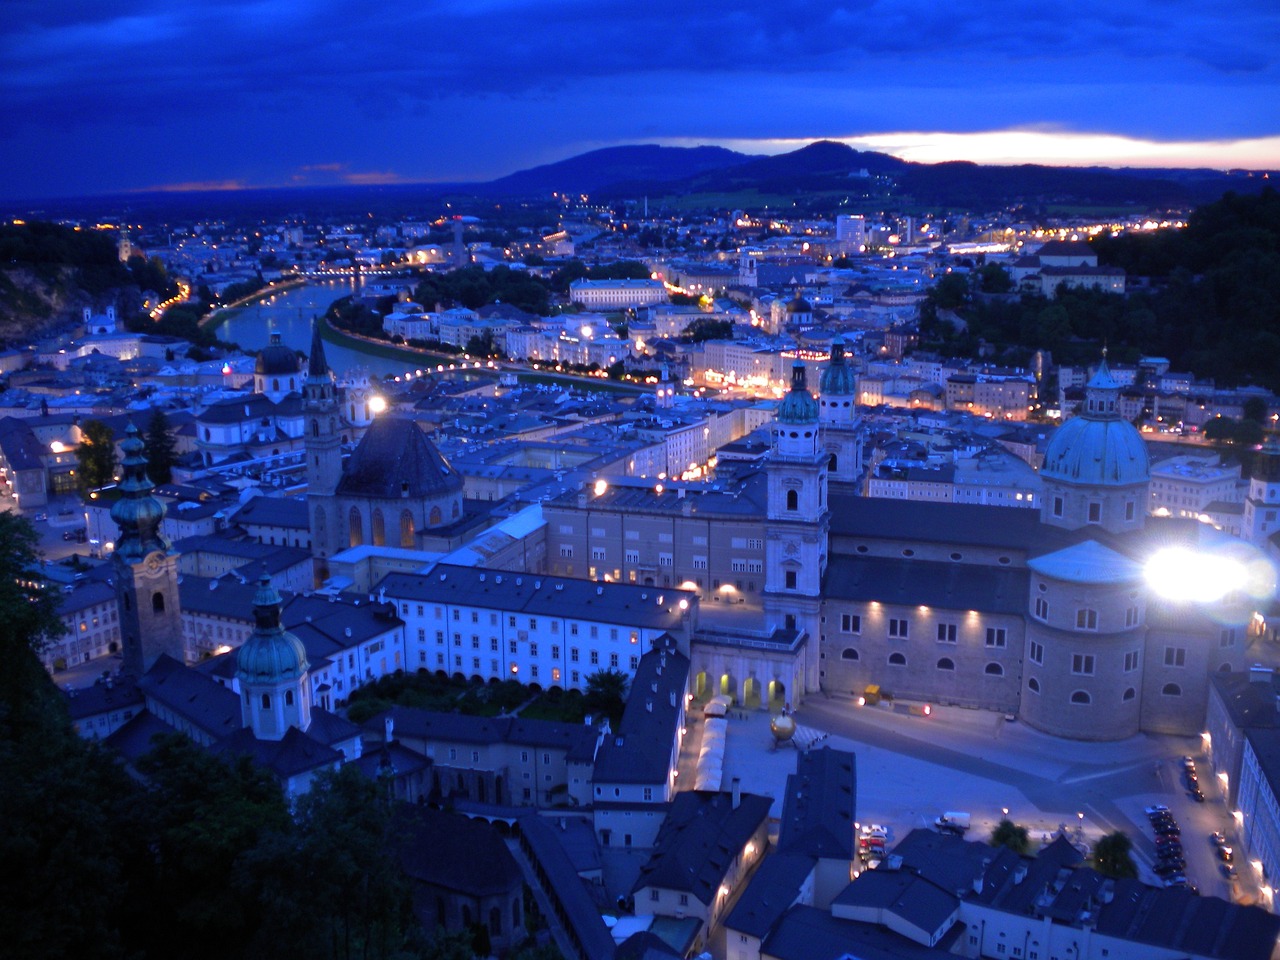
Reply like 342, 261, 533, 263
2, 0, 1279, 201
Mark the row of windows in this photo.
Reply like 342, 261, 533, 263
1052, 497, 1138, 523
838, 615, 1006, 647
839, 648, 1010, 675
1026, 677, 1181, 700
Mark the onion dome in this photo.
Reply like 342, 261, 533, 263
777, 361, 819, 424
254, 332, 301, 376
819, 335, 856, 396
236, 575, 308, 684
1042, 357, 1149, 487
111, 422, 169, 562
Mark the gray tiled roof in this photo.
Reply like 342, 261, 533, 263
594, 639, 689, 785
230, 494, 311, 530
761, 904, 951, 960
397, 806, 522, 897
724, 853, 816, 938
214, 725, 341, 779
824, 554, 1028, 615
336, 416, 463, 499
363, 705, 600, 753
828, 494, 1057, 553
633, 790, 771, 904
139, 654, 242, 741
778, 747, 857, 859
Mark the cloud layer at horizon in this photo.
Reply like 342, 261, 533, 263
2, 0, 1278, 200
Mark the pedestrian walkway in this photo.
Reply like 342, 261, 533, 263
504, 837, 580, 960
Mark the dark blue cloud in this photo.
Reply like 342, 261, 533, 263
1, 0, 1277, 198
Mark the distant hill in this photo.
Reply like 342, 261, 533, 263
479, 144, 757, 197
482, 140, 1269, 210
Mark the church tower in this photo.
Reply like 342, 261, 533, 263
764, 361, 829, 693
818, 334, 863, 489
304, 321, 343, 575
236, 575, 312, 740
112, 423, 184, 677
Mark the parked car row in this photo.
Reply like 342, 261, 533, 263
1185, 755, 1205, 803
1145, 804, 1188, 888
858, 824, 888, 870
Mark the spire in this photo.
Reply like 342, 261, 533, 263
110, 422, 168, 562
307, 319, 330, 380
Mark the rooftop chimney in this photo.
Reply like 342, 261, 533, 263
732, 777, 741, 810
384, 715, 394, 743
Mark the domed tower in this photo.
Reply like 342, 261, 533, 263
1021, 541, 1147, 740
113, 423, 184, 677
766, 361, 829, 694
784, 293, 813, 329
1244, 431, 1280, 547
254, 332, 302, 402
1040, 356, 1149, 534
818, 335, 863, 488
236, 575, 311, 740
304, 321, 343, 574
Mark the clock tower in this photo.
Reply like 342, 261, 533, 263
112, 423, 184, 677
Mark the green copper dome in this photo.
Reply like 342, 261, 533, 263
819, 335, 856, 396
777, 361, 819, 424
110, 422, 169, 562
236, 576, 309, 684
1042, 358, 1149, 487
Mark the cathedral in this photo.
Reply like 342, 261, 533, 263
540, 357, 1255, 740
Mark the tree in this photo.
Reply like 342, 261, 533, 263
144, 408, 177, 485
584, 668, 630, 727
989, 818, 1031, 855
75, 419, 116, 493
978, 263, 1013, 294
1091, 831, 1138, 879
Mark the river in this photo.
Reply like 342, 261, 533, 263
210, 279, 424, 379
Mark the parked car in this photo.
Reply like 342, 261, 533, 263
1189, 789, 1205, 803
1219, 846, 1234, 863
1210, 831, 1226, 847
1222, 863, 1237, 879
1145, 804, 1170, 816
32, 513, 47, 522
1182, 756, 1196, 771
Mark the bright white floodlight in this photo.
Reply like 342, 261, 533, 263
1144, 547, 1246, 603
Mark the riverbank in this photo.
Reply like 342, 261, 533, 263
199, 276, 308, 329
317, 315, 489, 371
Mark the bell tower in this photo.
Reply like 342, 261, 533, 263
764, 361, 828, 693
304, 321, 343, 573
236, 575, 312, 740
112, 423, 184, 677
818, 334, 863, 489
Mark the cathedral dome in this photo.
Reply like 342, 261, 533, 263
237, 577, 308, 684
1042, 360, 1149, 487
819, 335, 856, 397
786, 295, 812, 314
777, 361, 819, 424
255, 333, 301, 377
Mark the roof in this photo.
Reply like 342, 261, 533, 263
254, 335, 301, 376
761, 905, 952, 960
723, 853, 816, 938
832, 867, 960, 936
778, 747, 857, 859
102, 710, 178, 761
213, 725, 341, 779
138, 654, 242, 741
63, 674, 144, 722
824, 554, 1028, 616
1209, 669, 1280, 730
397, 806, 522, 896
828, 494, 1058, 553
632, 789, 772, 904
378, 564, 692, 631
594, 638, 690, 786
1026, 539, 1143, 585
518, 814, 617, 959
364, 705, 600, 754
230, 494, 311, 530
336, 416, 463, 500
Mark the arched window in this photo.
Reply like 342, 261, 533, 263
371, 509, 386, 547
273, 378, 279, 392
349, 507, 364, 547
985, 662, 1004, 676
311, 419, 319, 438
786, 489, 799, 511
400, 510, 415, 548
828, 453, 838, 471
314, 506, 326, 550
1123, 687, 1136, 701
489, 906, 501, 935
452, 500, 460, 518
1162, 683, 1182, 697
285, 690, 294, 706
429, 505, 442, 526
1028, 677, 1040, 693
152, 591, 165, 614
261, 693, 271, 708
888, 652, 907, 666
841, 648, 859, 661
937, 657, 955, 671
1070, 690, 1091, 705
1219, 663, 1232, 673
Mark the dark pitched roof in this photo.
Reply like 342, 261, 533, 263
230, 494, 311, 530
828, 494, 1060, 554
633, 790, 772, 905
518, 814, 617, 960
824, 554, 1029, 615
594, 638, 689, 785
63, 673, 143, 722
1209, 669, 1280, 730
724, 853, 816, 938
362, 705, 600, 753
832, 867, 960, 935
336, 416, 463, 499
396, 806, 522, 897
213, 725, 342, 779
778, 747, 857, 859
103, 710, 179, 761
761, 904, 951, 960
138, 654, 242, 741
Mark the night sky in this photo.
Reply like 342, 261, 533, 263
3, 0, 1278, 201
